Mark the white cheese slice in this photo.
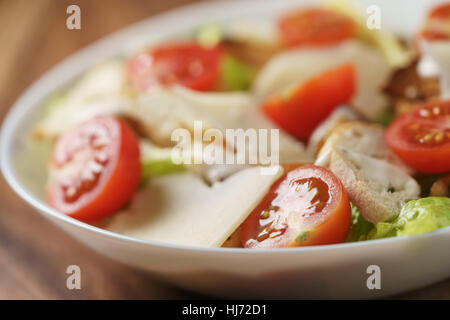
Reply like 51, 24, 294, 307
126, 86, 310, 183
105, 166, 283, 247
34, 60, 128, 139
173, 86, 308, 163
253, 40, 391, 120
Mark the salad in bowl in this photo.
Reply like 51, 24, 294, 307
25, 0, 450, 251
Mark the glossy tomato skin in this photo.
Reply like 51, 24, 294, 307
127, 42, 222, 92
278, 8, 356, 48
385, 101, 450, 173
241, 164, 351, 248
417, 3, 450, 42
47, 116, 141, 221
261, 64, 356, 141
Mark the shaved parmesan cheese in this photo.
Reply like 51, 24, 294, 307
126, 87, 231, 146
34, 60, 128, 139
253, 40, 391, 120
105, 166, 283, 247
172, 85, 254, 129
126, 86, 309, 164
173, 86, 308, 162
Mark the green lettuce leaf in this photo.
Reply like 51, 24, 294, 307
369, 197, 450, 239
217, 54, 255, 91
139, 141, 185, 187
345, 203, 374, 242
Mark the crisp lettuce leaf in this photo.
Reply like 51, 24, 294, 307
376, 107, 395, 127
195, 24, 255, 91
369, 197, 450, 239
140, 141, 185, 187
218, 54, 255, 91
346, 203, 374, 242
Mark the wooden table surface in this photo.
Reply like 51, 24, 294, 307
0, 0, 448, 300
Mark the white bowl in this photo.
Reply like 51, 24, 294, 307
1, 0, 449, 299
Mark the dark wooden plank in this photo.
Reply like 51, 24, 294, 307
0, 0, 448, 300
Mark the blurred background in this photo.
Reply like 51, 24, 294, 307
0, 0, 448, 299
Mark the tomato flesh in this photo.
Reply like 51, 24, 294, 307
278, 8, 356, 48
241, 164, 351, 248
47, 116, 141, 221
419, 3, 450, 41
127, 43, 222, 92
386, 100, 450, 173
261, 64, 356, 141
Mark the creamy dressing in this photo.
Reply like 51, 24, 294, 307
340, 147, 420, 197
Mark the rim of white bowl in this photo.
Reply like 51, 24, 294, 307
1, 0, 449, 255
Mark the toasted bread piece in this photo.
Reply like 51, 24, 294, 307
316, 121, 420, 223
430, 174, 450, 197
317, 121, 411, 172
307, 107, 359, 156
328, 147, 420, 224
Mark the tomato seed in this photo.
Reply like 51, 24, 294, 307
256, 232, 270, 242
419, 109, 430, 117
432, 106, 441, 115
260, 211, 270, 219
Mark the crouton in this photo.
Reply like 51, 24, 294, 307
316, 121, 420, 223
328, 147, 421, 224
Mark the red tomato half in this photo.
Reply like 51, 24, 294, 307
127, 43, 222, 91
261, 64, 356, 141
278, 8, 356, 48
386, 100, 450, 173
418, 3, 450, 41
241, 164, 351, 248
429, 3, 450, 19
46, 116, 141, 221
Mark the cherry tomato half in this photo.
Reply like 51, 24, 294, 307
261, 64, 356, 141
46, 116, 141, 221
278, 7, 356, 48
241, 164, 351, 248
127, 42, 222, 92
418, 3, 450, 41
385, 100, 450, 173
